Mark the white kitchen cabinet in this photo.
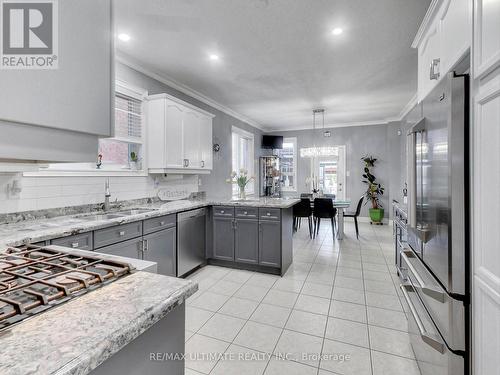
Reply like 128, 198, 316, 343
472, 1, 500, 374
146, 94, 214, 174
413, 0, 472, 101
0, 0, 113, 163
199, 115, 213, 170
183, 110, 202, 169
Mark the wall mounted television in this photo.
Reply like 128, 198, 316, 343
262, 135, 283, 149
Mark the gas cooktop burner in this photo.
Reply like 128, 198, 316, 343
0, 244, 131, 331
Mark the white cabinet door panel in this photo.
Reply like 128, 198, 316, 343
165, 102, 184, 169
199, 115, 213, 170
440, 0, 471, 73
0, 0, 112, 137
418, 21, 441, 100
183, 110, 201, 169
473, 70, 500, 373
474, 0, 500, 78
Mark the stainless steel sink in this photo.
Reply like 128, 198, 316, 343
116, 208, 157, 216
79, 214, 125, 221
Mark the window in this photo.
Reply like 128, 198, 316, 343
97, 83, 144, 169
277, 137, 297, 191
33, 81, 147, 175
232, 127, 255, 196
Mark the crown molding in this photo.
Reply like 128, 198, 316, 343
265, 119, 391, 133
116, 52, 265, 131
116, 52, 418, 134
397, 92, 419, 120
412, 0, 442, 48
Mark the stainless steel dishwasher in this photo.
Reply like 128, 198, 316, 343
177, 208, 206, 277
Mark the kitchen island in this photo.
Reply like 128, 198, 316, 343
0, 267, 197, 375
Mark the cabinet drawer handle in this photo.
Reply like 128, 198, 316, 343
220, 210, 224, 214
266, 212, 271, 216
71, 242, 79, 248
429, 58, 440, 80
244, 211, 248, 215
119, 231, 125, 236
201, 160, 205, 168
159, 221, 165, 225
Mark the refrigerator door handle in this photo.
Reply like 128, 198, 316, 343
408, 225, 433, 244
400, 284, 446, 354
402, 250, 446, 303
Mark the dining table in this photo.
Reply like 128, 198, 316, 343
294, 196, 352, 240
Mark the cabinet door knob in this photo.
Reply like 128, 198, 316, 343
160, 221, 165, 225
221, 210, 224, 214
71, 242, 79, 248
244, 211, 248, 215
119, 231, 125, 236
267, 212, 271, 216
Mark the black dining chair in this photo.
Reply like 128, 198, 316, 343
344, 196, 364, 239
293, 198, 314, 238
313, 198, 337, 238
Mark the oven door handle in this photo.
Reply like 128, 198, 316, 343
400, 284, 446, 354
401, 250, 446, 303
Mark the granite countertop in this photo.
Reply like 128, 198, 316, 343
0, 197, 300, 249
0, 271, 197, 375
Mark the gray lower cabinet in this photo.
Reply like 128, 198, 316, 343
235, 219, 259, 264
213, 216, 235, 261
50, 232, 93, 250
259, 220, 281, 267
97, 237, 143, 259
143, 227, 176, 277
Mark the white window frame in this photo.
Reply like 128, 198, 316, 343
232, 126, 255, 196
278, 137, 297, 192
24, 80, 148, 177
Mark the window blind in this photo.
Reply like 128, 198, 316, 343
114, 93, 142, 141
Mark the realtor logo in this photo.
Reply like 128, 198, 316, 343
0, 0, 58, 69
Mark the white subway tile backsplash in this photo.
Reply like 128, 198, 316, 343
0, 174, 199, 214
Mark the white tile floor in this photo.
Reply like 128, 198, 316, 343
184, 220, 420, 375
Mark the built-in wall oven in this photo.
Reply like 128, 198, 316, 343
404, 72, 470, 375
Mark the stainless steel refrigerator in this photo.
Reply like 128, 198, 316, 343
403, 72, 469, 375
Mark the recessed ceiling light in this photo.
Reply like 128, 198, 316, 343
331, 28, 343, 36
118, 33, 131, 42
209, 54, 220, 61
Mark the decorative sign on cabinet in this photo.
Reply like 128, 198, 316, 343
146, 93, 214, 174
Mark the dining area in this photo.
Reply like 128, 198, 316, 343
292, 194, 364, 240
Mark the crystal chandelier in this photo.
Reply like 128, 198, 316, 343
300, 109, 337, 158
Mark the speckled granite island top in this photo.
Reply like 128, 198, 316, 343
0, 272, 197, 375
0, 197, 300, 249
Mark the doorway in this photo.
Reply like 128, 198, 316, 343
309, 145, 346, 199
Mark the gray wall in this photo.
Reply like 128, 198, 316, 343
116, 62, 406, 214
274, 123, 404, 219
116, 62, 264, 199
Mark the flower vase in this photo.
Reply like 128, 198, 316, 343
239, 186, 246, 200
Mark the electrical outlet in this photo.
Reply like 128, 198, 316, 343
6, 176, 22, 199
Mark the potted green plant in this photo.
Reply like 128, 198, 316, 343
361, 156, 385, 224
226, 169, 254, 199
129, 151, 141, 170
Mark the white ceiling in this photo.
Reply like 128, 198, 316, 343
115, 0, 430, 131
